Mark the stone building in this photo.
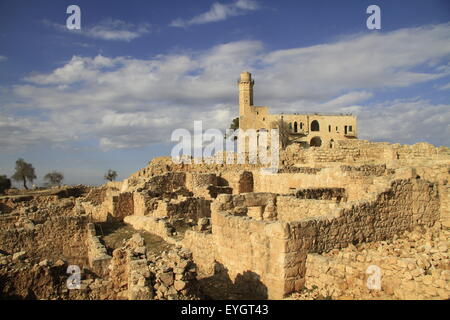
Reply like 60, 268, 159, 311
238, 71, 357, 148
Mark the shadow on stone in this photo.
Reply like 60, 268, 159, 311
198, 262, 268, 300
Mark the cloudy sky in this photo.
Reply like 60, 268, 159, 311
0, 0, 449, 186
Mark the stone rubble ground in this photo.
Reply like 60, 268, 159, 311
288, 224, 450, 300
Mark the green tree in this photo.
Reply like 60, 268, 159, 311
271, 118, 291, 149
104, 169, 118, 182
227, 117, 240, 140
44, 171, 64, 186
11, 158, 36, 190
229, 117, 239, 130
0, 175, 11, 194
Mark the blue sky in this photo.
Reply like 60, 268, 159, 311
0, 0, 449, 186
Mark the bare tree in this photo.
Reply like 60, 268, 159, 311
104, 169, 118, 182
11, 158, 36, 190
271, 118, 291, 149
44, 171, 64, 186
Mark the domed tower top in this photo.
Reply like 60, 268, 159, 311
240, 71, 252, 82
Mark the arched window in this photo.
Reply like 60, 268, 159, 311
311, 120, 320, 131
294, 122, 298, 133
300, 122, 303, 130
310, 136, 322, 147
328, 125, 331, 132
289, 122, 292, 131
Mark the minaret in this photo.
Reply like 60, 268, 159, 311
238, 71, 254, 116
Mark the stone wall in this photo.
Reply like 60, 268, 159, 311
182, 230, 216, 275
83, 187, 107, 206
86, 223, 112, 276
304, 225, 449, 300
211, 209, 287, 299
412, 164, 450, 228
281, 140, 450, 167
151, 197, 211, 222
107, 233, 199, 300
200, 177, 441, 299
186, 173, 217, 198
133, 191, 154, 216
112, 192, 134, 221
276, 197, 338, 222
0, 215, 89, 266
294, 188, 346, 201
253, 168, 370, 200
283, 178, 440, 296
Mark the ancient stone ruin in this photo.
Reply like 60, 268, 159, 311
1, 139, 449, 300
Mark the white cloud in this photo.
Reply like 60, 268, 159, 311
84, 18, 151, 41
0, 55, 7, 62
255, 23, 450, 105
0, 113, 79, 152
313, 91, 373, 111
2, 23, 450, 152
357, 98, 450, 147
24, 55, 123, 85
43, 18, 151, 41
170, 0, 260, 27
439, 82, 450, 90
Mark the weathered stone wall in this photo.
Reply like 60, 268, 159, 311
107, 233, 199, 300
304, 225, 449, 300
151, 197, 211, 222
294, 188, 346, 201
412, 164, 450, 227
133, 191, 154, 216
238, 171, 254, 193
340, 164, 394, 176
283, 178, 440, 297
83, 187, 107, 206
211, 209, 287, 299
253, 168, 370, 201
281, 140, 450, 167
112, 192, 134, 221
77, 187, 121, 222
0, 215, 89, 266
440, 184, 450, 228
86, 223, 111, 276
276, 197, 338, 222
200, 177, 441, 299
126, 172, 187, 194
186, 173, 217, 197
182, 230, 216, 275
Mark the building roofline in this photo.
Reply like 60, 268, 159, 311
274, 112, 355, 117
